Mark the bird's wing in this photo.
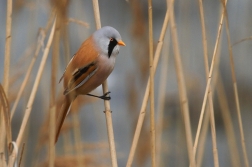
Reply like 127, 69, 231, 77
56, 61, 98, 142
63, 62, 98, 95
59, 36, 100, 95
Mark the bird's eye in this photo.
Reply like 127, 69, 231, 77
110, 38, 114, 41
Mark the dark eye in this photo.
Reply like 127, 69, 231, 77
110, 38, 114, 41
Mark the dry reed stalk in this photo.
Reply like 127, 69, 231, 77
48, 13, 62, 167
222, 1, 250, 165
8, 142, 18, 167
1, 0, 13, 153
18, 143, 25, 167
207, 95, 219, 167
194, 0, 220, 166
193, 0, 227, 161
92, 0, 101, 29
217, 75, 241, 167
194, 1, 209, 165
173, 117, 183, 166
0, 84, 12, 152
232, 36, 252, 46
147, 0, 156, 166
50, 18, 61, 107
19, 88, 31, 167
16, 18, 56, 148
0, 153, 7, 167
92, 1, 118, 167
49, 106, 56, 167
197, 0, 208, 84
197, 34, 223, 166
103, 100, 117, 167
3, 0, 12, 99
126, 10, 169, 167
10, 12, 55, 119
196, 105, 210, 167
62, 27, 71, 63
72, 112, 84, 167
168, 0, 195, 166
67, 18, 89, 28
10, 30, 45, 118
156, 36, 169, 167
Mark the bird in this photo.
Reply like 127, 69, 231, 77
55, 26, 125, 142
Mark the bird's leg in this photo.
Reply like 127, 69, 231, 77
86, 91, 111, 100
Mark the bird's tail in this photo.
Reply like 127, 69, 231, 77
55, 95, 72, 143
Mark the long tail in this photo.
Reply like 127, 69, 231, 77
55, 96, 72, 143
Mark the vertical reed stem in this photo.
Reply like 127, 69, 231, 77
3, 0, 12, 99
148, 0, 156, 166
194, 0, 220, 166
1, 0, 13, 153
222, 2, 250, 165
92, 1, 118, 167
48, 15, 60, 167
217, 75, 241, 167
168, 0, 195, 166
156, 36, 169, 166
0, 85, 12, 152
193, 0, 227, 159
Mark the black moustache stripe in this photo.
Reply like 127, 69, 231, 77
108, 38, 118, 58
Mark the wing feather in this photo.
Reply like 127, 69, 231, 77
60, 35, 99, 95
63, 62, 98, 95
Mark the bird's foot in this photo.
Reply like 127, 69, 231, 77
86, 91, 111, 100
99, 91, 111, 100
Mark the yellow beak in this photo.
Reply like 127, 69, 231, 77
117, 40, 126, 46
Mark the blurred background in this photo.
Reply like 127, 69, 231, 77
0, 0, 252, 166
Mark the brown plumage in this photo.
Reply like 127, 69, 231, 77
55, 26, 125, 143
55, 36, 100, 143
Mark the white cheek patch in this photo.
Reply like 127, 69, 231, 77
113, 46, 119, 55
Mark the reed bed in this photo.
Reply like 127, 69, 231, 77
0, 0, 252, 166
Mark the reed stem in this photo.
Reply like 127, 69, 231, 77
126, 9, 169, 167
194, 0, 220, 166
223, 2, 250, 165
148, 0, 156, 166
193, 0, 227, 160
0, 0, 13, 153
16, 18, 56, 148
92, 1, 118, 167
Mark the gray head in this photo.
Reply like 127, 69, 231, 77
92, 26, 125, 58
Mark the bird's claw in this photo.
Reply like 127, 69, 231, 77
99, 91, 111, 100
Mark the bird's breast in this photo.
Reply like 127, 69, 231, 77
95, 54, 116, 80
